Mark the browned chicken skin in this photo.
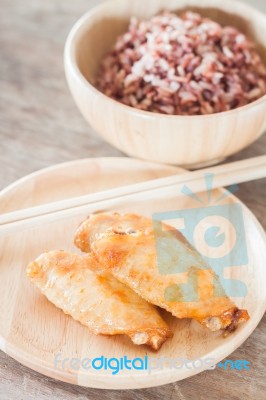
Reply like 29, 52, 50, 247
75, 213, 249, 333
26, 250, 173, 350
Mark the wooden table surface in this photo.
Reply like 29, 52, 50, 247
0, 0, 265, 398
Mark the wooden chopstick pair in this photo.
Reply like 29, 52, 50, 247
0, 155, 266, 234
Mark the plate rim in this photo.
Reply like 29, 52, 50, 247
0, 157, 265, 389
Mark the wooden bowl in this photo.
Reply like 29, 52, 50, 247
64, 0, 266, 168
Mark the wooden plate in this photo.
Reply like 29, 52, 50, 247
0, 157, 265, 389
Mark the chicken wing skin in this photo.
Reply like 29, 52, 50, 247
74, 212, 152, 253
26, 250, 173, 350
75, 213, 249, 333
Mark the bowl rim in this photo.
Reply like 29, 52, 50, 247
64, 0, 266, 120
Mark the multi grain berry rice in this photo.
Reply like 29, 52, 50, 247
95, 11, 266, 115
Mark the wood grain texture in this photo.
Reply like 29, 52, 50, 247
65, 0, 266, 167
0, 0, 265, 399
0, 158, 264, 389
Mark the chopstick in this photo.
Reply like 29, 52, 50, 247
1, 155, 266, 234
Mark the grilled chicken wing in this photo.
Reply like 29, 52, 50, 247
75, 213, 249, 333
74, 212, 152, 253
26, 250, 172, 350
